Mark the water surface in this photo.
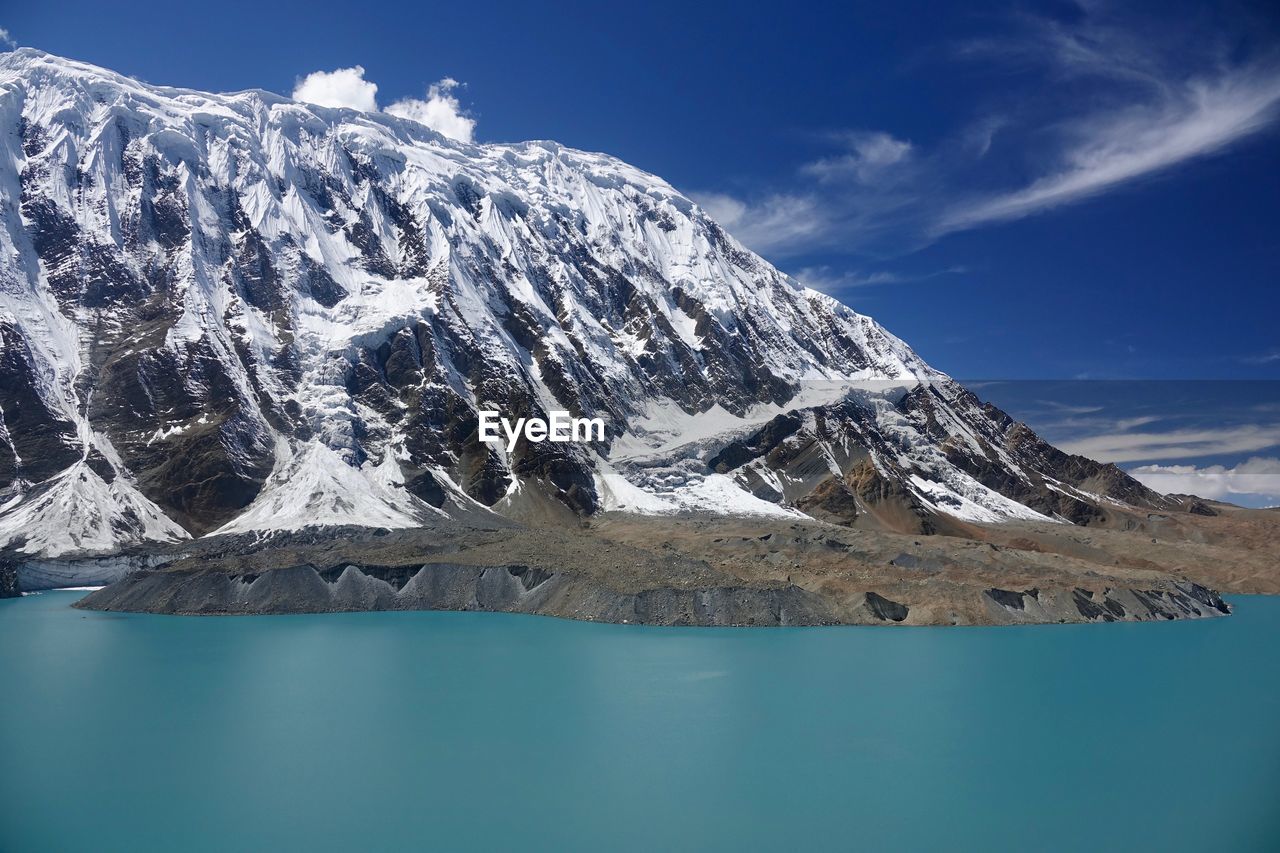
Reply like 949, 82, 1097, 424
2, 592, 1278, 851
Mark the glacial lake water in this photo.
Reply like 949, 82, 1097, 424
2, 591, 1278, 852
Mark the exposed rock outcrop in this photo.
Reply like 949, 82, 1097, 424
0, 556, 18, 598
77, 563, 844, 627
65, 510, 1253, 627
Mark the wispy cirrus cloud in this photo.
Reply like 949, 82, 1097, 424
936, 66, 1280, 234
688, 129, 927, 256
790, 264, 967, 295
690, 191, 829, 256
800, 131, 914, 185
690, 6, 1280, 260
1057, 424, 1280, 463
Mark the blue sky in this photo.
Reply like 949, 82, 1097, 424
4, 1, 1280, 502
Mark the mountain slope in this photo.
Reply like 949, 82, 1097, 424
0, 49, 1164, 558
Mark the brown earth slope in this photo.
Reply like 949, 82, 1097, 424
73, 499, 1277, 626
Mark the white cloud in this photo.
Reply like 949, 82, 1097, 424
793, 266, 901, 293
962, 116, 1006, 159
690, 10, 1280, 259
937, 68, 1280, 233
292, 66, 379, 112
792, 264, 966, 294
1058, 424, 1280, 463
802, 132, 913, 184
290, 68, 477, 143
386, 78, 476, 143
1128, 456, 1280, 502
0, 28, 13, 48
690, 191, 828, 256
1034, 401, 1104, 416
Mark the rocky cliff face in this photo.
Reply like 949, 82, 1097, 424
0, 556, 18, 597
0, 49, 1167, 560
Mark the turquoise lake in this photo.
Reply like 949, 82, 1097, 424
2, 591, 1278, 851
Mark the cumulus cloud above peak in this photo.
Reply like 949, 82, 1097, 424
291, 66, 476, 142
292, 66, 378, 112
386, 78, 476, 144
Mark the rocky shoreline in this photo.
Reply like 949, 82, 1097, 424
10, 492, 1272, 627
54, 511, 1246, 626
73, 560, 1231, 626
75, 563, 848, 626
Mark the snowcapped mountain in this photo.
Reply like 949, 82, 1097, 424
0, 49, 1165, 557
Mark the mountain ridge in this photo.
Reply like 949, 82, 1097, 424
0, 48, 1164, 561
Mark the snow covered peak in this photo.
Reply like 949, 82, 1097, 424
0, 51, 1145, 559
